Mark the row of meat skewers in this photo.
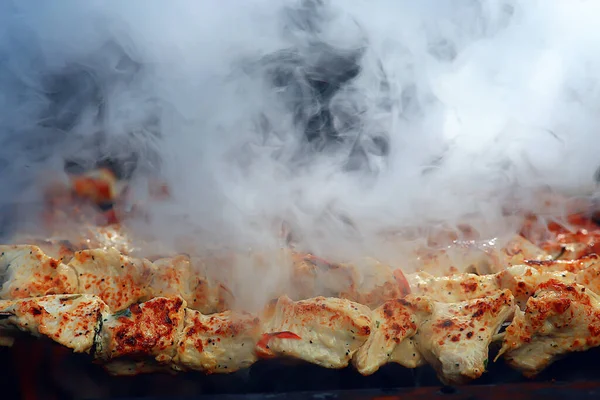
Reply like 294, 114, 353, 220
2, 226, 600, 385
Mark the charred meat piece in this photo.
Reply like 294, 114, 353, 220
95, 297, 186, 368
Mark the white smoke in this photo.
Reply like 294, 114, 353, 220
1, 0, 600, 264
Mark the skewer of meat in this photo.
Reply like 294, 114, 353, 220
1, 218, 600, 383
0, 245, 410, 313
408, 254, 600, 306
3, 267, 599, 384
0, 295, 371, 374
0, 290, 514, 385
0, 239, 593, 316
0, 220, 561, 314
2, 238, 598, 308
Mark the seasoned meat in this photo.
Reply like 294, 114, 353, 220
525, 254, 600, 273
407, 271, 500, 303
413, 236, 548, 276
95, 296, 186, 366
406, 264, 578, 308
574, 263, 600, 294
0, 246, 232, 314
288, 253, 318, 300
70, 167, 120, 206
339, 259, 410, 308
353, 296, 432, 375
412, 247, 490, 276
495, 265, 576, 308
542, 230, 600, 260
146, 256, 233, 314
69, 247, 152, 311
7, 236, 82, 263
486, 236, 551, 273
414, 290, 515, 385
295, 254, 359, 299
82, 225, 135, 255
174, 309, 260, 373
0, 294, 107, 352
291, 253, 408, 307
258, 296, 372, 368
0, 245, 78, 299
498, 280, 600, 377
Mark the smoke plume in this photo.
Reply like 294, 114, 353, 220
1, 0, 600, 269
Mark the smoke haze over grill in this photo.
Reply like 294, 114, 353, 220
1, 0, 600, 264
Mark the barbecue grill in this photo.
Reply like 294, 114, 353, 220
2, 334, 600, 400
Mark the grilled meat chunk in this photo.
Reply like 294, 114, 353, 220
0, 245, 78, 299
291, 253, 408, 307
486, 236, 551, 273
574, 263, 600, 295
146, 256, 233, 314
353, 296, 432, 375
414, 235, 549, 276
495, 265, 575, 308
414, 290, 515, 385
174, 309, 260, 373
0, 294, 107, 352
415, 246, 491, 276
407, 271, 500, 303
69, 247, 152, 311
339, 259, 410, 308
258, 296, 372, 368
406, 264, 582, 309
498, 280, 600, 377
7, 236, 82, 263
95, 296, 186, 366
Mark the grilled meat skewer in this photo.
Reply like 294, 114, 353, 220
0, 290, 518, 385
0, 245, 410, 313
0, 295, 373, 375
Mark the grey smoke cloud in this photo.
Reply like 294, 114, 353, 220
0, 0, 599, 262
